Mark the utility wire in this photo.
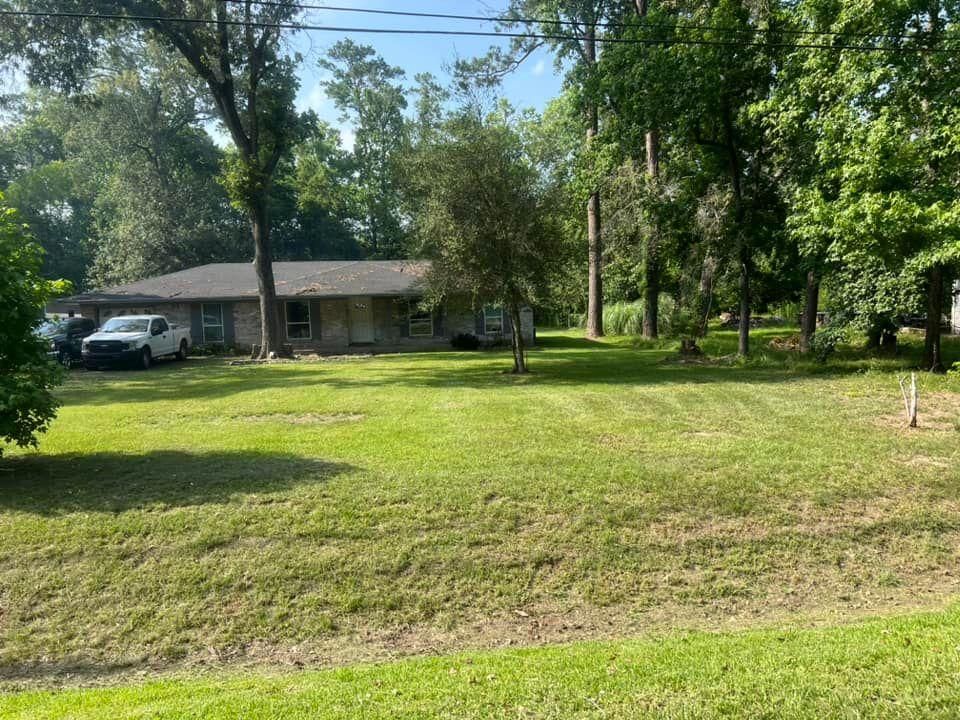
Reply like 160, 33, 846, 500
1, 8, 955, 54
222, 0, 927, 45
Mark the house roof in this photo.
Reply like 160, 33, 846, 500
63, 261, 431, 304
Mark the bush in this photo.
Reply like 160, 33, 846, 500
810, 324, 846, 363
451, 333, 480, 350
0, 197, 69, 456
188, 344, 241, 357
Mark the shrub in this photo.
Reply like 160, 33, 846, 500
810, 324, 847, 363
0, 197, 69, 456
451, 333, 480, 350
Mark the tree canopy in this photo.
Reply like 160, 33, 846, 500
0, 193, 67, 455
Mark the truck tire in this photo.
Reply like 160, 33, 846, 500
58, 349, 71, 368
140, 347, 152, 370
175, 339, 188, 361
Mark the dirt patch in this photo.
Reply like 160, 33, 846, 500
298, 354, 375, 363
597, 433, 638, 450
8, 587, 957, 692
768, 335, 801, 351
681, 429, 733, 439
876, 391, 960, 432
239, 413, 364, 425
895, 455, 951, 469
229, 354, 374, 366
660, 355, 729, 366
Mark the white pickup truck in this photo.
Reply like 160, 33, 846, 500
82, 315, 191, 370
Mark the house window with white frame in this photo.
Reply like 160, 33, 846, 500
483, 306, 503, 335
408, 303, 433, 337
202, 303, 224, 343
285, 300, 312, 339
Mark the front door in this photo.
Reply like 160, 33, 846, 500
349, 297, 375, 344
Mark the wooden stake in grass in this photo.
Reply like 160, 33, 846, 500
898, 372, 919, 428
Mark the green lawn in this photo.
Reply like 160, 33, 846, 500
2, 329, 960, 712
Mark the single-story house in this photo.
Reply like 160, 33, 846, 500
56, 260, 535, 353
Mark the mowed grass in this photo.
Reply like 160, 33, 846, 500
1, 328, 960, 692
5, 605, 960, 719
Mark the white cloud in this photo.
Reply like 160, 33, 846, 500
298, 82, 330, 114
338, 126, 356, 152
532, 59, 546, 77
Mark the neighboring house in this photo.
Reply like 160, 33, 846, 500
56, 261, 535, 353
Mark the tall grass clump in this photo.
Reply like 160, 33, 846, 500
603, 301, 645, 336
577, 295, 681, 336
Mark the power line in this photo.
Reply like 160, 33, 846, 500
1, 8, 955, 54
223, 0, 929, 45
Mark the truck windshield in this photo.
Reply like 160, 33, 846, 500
37, 321, 66, 337
101, 318, 150, 333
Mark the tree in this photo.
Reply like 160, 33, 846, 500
0, 93, 95, 288
71, 66, 248, 285
501, 0, 621, 338
319, 40, 409, 259
277, 121, 362, 260
780, 0, 960, 371
629, 0, 663, 339
601, 0, 786, 355
5, 1, 311, 357
1, 66, 251, 289
0, 194, 68, 456
411, 113, 559, 373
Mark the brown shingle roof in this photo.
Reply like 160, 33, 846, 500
65, 261, 430, 304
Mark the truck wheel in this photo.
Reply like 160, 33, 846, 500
58, 349, 72, 368
175, 339, 188, 361
140, 347, 152, 370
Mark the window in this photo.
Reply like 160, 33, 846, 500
483, 306, 503, 335
408, 303, 433, 337
151, 318, 169, 334
102, 318, 149, 333
202, 303, 224, 343
285, 300, 312, 339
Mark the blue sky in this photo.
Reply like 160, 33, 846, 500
287, 0, 566, 148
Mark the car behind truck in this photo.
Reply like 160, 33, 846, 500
82, 315, 191, 370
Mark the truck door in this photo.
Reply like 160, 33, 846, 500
151, 318, 173, 355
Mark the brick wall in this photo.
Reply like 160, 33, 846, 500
94, 296, 535, 352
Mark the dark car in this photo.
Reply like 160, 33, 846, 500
38, 317, 97, 366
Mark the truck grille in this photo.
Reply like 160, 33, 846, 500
88, 341, 124, 353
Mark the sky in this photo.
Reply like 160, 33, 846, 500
284, 0, 566, 148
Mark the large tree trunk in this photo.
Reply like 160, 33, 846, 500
636, 0, 660, 340
799, 270, 820, 354
697, 252, 717, 337
584, 26, 603, 339
924, 263, 944, 372
643, 258, 660, 339
586, 183, 603, 338
721, 101, 749, 357
509, 303, 527, 374
642, 128, 660, 339
250, 198, 282, 358
738, 255, 750, 356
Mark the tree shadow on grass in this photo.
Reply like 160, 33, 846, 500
0, 450, 354, 515
0, 658, 145, 687
55, 333, 960, 408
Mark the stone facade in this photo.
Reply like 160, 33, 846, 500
90, 296, 535, 354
